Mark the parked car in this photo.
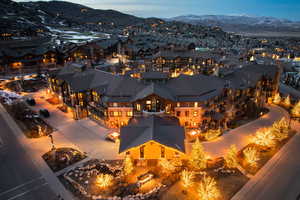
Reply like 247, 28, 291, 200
39, 109, 50, 118
105, 131, 120, 142
26, 98, 36, 106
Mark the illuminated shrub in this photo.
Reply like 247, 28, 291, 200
224, 145, 239, 168
251, 128, 276, 147
273, 93, 281, 104
159, 158, 176, 173
197, 175, 220, 200
181, 170, 194, 188
96, 174, 114, 188
123, 155, 134, 175
243, 147, 259, 167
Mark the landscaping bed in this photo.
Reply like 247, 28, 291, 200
59, 156, 249, 200
238, 129, 295, 175
60, 159, 169, 200
43, 147, 87, 172
3, 101, 53, 138
161, 158, 248, 200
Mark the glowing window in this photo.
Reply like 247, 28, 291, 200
127, 111, 133, 117
140, 146, 145, 159
193, 111, 198, 117
113, 111, 119, 116
161, 146, 165, 158
136, 104, 141, 111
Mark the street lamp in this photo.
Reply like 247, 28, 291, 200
48, 134, 55, 150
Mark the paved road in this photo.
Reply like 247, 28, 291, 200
232, 121, 300, 200
0, 114, 57, 200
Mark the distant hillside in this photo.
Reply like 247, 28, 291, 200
21, 0, 145, 27
1, 0, 147, 34
0, 0, 50, 32
168, 15, 300, 34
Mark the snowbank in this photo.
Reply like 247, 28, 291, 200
0, 90, 22, 105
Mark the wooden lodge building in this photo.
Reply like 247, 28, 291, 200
48, 63, 280, 159
0, 36, 123, 75
0, 37, 57, 74
151, 50, 222, 75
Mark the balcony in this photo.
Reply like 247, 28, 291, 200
142, 110, 165, 115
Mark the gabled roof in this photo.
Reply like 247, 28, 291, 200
53, 63, 279, 102
132, 83, 175, 101
223, 64, 278, 89
119, 115, 185, 153
165, 74, 225, 98
141, 71, 169, 80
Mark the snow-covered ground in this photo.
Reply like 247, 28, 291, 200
47, 26, 110, 44
0, 90, 22, 105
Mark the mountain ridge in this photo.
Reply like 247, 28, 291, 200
167, 14, 300, 33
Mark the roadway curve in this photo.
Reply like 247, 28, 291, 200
186, 105, 289, 157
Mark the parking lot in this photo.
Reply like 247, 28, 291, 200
28, 90, 120, 160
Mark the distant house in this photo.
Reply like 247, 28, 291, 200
151, 50, 222, 74
0, 37, 57, 74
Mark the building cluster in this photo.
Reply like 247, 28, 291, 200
0, 37, 56, 74
48, 63, 280, 159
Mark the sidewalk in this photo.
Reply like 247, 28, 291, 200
0, 103, 75, 200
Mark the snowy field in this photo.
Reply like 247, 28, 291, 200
47, 26, 110, 44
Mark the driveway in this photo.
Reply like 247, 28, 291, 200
58, 119, 119, 159
186, 105, 289, 157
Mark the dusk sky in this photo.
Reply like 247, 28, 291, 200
15, 0, 300, 21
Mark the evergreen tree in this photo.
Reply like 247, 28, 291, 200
224, 145, 239, 168
190, 138, 207, 170
273, 93, 281, 104
284, 95, 291, 107
123, 155, 134, 175
198, 175, 220, 200
292, 101, 300, 116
